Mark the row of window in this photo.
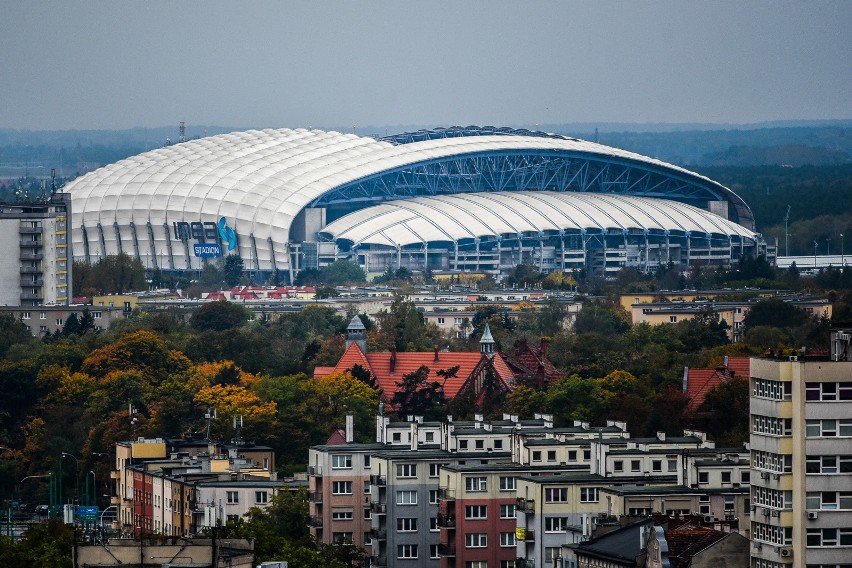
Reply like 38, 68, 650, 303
753, 378, 791, 400
806, 455, 852, 474
19, 311, 104, 320
806, 381, 852, 401
225, 490, 268, 504
613, 458, 677, 473
752, 486, 792, 509
752, 521, 792, 546
461, 504, 517, 519
806, 491, 852, 510
394, 545, 517, 566
751, 450, 793, 474
459, 439, 504, 450
753, 415, 792, 436
543, 487, 598, 503
532, 449, 591, 462
806, 419, 852, 437
806, 528, 852, 547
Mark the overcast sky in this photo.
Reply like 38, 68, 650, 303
1, 1, 850, 131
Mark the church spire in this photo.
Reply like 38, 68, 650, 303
480, 323, 495, 358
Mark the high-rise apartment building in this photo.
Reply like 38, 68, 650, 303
0, 193, 71, 306
749, 330, 852, 568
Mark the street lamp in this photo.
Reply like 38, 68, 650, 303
15, 474, 50, 538
60, 452, 80, 506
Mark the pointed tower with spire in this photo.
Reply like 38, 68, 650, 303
345, 315, 367, 353
480, 323, 495, 358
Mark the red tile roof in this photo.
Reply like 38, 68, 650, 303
686, 357, 750, 411
316, 343, 515, 401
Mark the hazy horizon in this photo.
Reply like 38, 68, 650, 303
1, 1, 850, 131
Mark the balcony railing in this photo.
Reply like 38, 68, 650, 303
20, 291, 43, 301
308, 515, 323, 527
438, 487, 456, 501
438, 543, 456, 556
19, 239, 42, 247
369, 527, 387, 540
436, 513, 456, 528
308, 491, 323, 503
373, 556, 387, 567
307, 465, 323, 476
516, 498, 535, 513
516, 558, 535, 568
371, 502, 387, 514
19, 226, 43, 235
370, 474, 386, 486
20, 252, 43, 261
21, 278, 44, 287
522, 529, 535, 542
20, 266, 42, 274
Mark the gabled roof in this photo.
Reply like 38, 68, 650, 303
316, 342, 514, 400
686, 357, 749, 411
570, 518, 654, 564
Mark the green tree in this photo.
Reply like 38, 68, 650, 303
0, 312, 33, 357
190, 300, 251, 331
224, 255, 244, 286
574, 303, 630, 335
392, 365, 448, 420
321, 260, 367, 285
695, 376, 750, 447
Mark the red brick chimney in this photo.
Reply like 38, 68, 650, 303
390, 345, 397, 374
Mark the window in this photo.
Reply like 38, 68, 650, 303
499, 476, 516, 490
56, 319, 63, 326
363, 507, 371, 520
21, 312, 30, 319
583, 450, 591, 460
40, 312, 46, 319
806, 381, 852, 401
425, 431, 434, 442
568, 450, 577, 461
226, 491, 238, 504
501, 562, 516, 568
631, 460, 641, 472
332, 454, 352, 469
396, 490, 417, 505
754, 378, 786, 400
429, 489, 439, 504
332, 481, 353, 494
545, 547, 561, 563
721, 471, 732, 484
397, 518, 417, 532
806, 419, 852, 437
580, 487, 599, 503
545, 488, 568, 503
465, 477, 487, 492
332, 532, 353, 543
392, 432, 401, 442
806, 455, 852, 474
668, 459, 677, 472
806, 528, 852, 547
459, 440, 469, 450
255, 491, 268, 504
364, 480, 371, 493
698, 471, 709, 484
466, 562, 487, 568
806, 491, 852, 510
741, 471, 750, 483
429, 463, 441, 477
332, 510, 353, 520
494, 439, 503, 450
724, 495, 735, 512
438, 317, 445, 324
430, 517, 438, 531
547, 450, 557, 462
545, 517, 569, 532
670, 316, 677, 323
92, 311, 102, 319
500, 532, 516, 546
397, 544, 418, 559
430, 544, 440, 559
465, 533, 487, 548
363, 455, 371, 467
500, 504, 516, 518
396, 463, 417, 478
532, 450, 541, 461
652, 460, 662, 472
465, 505, 487, 519
699, 495, 710, 514
613, 460, 624, 472
475, 439, 484, 450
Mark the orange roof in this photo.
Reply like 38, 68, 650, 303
686, 357, 749, 411
317, 343, 514, 400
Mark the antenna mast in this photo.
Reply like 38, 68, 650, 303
784, 205, 791, 256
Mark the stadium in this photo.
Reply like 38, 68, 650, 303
66, 126, 768, 282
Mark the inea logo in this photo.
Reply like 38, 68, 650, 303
218, 217, 237, 251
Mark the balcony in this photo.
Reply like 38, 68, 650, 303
438, 488, 456, 501
20, 252, 43, 261
516, 559, 535, 568
522, 529, 535, 542
19, 226, 43, 235
371, 502, 387, 515
373, 556, 388, 567
19, 239, 42, 247
438, 543, 456, 557
308, 491, 323, 503
308, 515, 323, 527
516, 498, 535, 513
20, 266, 42, 274
370, 474, 386, 486
20, 291, 43, 301
436, 513, 456, 528
21, 278, 44, 287
369, 527, 387, 540
307, 465, 323, 477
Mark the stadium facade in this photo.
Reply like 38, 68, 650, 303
65, 126, 769, 282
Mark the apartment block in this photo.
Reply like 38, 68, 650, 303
749, 331, 852, 568
0, 193, 71, 306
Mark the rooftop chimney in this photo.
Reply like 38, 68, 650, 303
434, 345, 439, 362
389, 345, 397, 374
410, 422, 419, 451
540, 336, 548, 360
345, 414, 354, 444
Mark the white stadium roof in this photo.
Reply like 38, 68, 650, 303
320, 192, 756, 248
65, 127, 755, 271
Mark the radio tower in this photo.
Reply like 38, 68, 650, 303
179, 121, 186, 143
